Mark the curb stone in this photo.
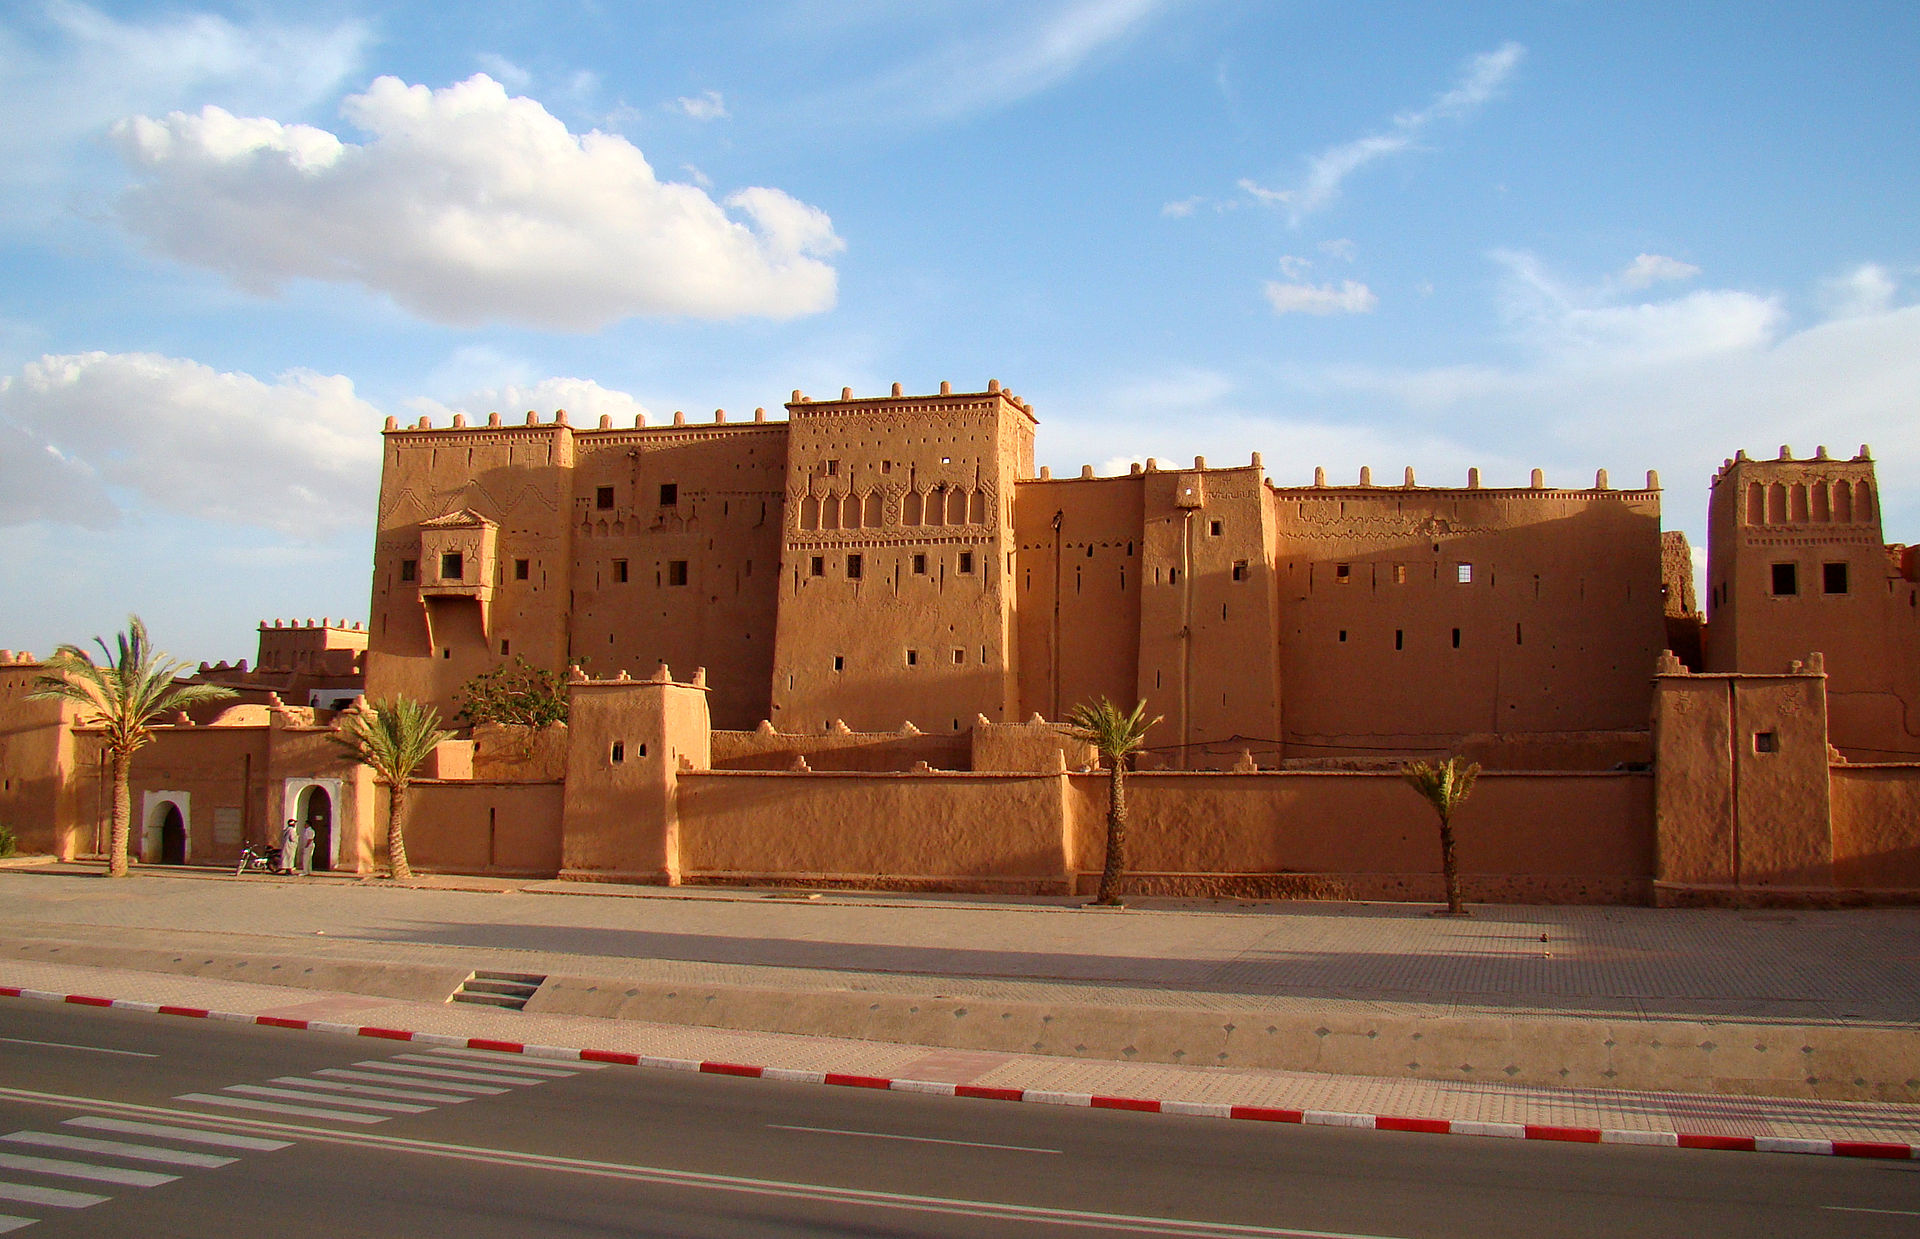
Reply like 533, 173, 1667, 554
5, 983, 1912, 1162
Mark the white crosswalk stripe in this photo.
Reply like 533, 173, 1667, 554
173, 1093, 387, 1124
346, 1060, 535, 1087
0, 1212, 36, 1233
220, 1084, 433, 1114
423, 1048, 600, 1073
316, 1067, 507, 1094
271, 1076, 473, 1105
64, 1117, 291, 1151
0, 1181, 109, 1209
3, 1132, 234, 1169
0, 1152, 175, 1188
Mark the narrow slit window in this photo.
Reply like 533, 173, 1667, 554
1452, 628, 1461, 649
1395, 629, 1404, 651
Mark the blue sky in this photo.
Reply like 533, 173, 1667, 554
2, 1, 1916, 663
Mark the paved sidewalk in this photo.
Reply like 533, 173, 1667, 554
2, 864, 1918, 1131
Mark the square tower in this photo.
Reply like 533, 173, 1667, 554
769, 383, 1036, 732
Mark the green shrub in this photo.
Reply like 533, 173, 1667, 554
0, 821, 16, 858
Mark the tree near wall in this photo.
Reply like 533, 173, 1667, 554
1401, 756, 1481, 916
455, 658, 569, 729
330, 697, 452, 881
28, 616, 235, 877
1063, 698, 1161, 907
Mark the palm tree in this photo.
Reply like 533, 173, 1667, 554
330, 697, 452, 880
29, 616, 235, 877
1402, 756, 1481, 916
1063, 698, 1161, 907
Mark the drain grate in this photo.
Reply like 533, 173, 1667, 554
451, 970, 546, 1011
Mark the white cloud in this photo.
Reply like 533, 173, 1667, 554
673, 89, 729, 121
1319, 238, 1357, 262
1491, 249, 1782, 365
1276, 254, 1312, 280
1241, 42, 1524, 223
112, 74, 844, 330
475, 53, 532, 92
0, 351, 381, 536
409, 377, 652, 427
1160, 196, 1201, 218
1264, 279, 1378, 316
0, 2, 368, 219
1618, 253, 1701, 289
1819, 263, 1898, 320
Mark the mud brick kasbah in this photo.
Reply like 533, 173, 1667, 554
4, 383, 1917, 905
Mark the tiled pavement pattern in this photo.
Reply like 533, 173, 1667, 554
3, 957, 1917, 1157
0, 1026, 600, 1232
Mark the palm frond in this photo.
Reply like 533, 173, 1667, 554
1401, 756, 1480, 821
331, 697, 454, 787
1062, 697, 1161, 766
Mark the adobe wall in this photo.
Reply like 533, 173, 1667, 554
1829, 765, 1920, 891
675, 770, 1073, 893
0, 654, 87, 858
471, 723, 568, 781
558, 670, 711, 884
1069, 770, 1653, 903
711, 722, 967, 772
1273, 476, 1666, 759
403, 780, 565, 876
1012, 472, 1145, 724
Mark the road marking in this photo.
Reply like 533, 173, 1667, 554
2, 1132, 234, 1168
1826, 1206, 1920, 1217
0, 1036, 156, 1059
0, 1151, 175, 1187
63, 1117, 290, 1151
0, 1088, 1412, 1238
381, 1056, 559, 1084
0, 1213, 36, 1233
220, 1085, 434, 1114
769, 1123, 1063, 1155
173, 1094, 388, 1125
348, 1061, 535, 1086
0, 1181, 108, 1209
315, 1067, 507, 1095
429, 1047, 607, 1070
272, 1077, 472, 1105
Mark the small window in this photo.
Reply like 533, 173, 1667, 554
441, 648, 452, 660
958, 552, 974, 574
596, 486, 614, 510
1772, 563, 1798, 596
611, 741, 625, 763
1452, 627, 1461, 649
833, 655, 845, 672
1335, 564, 1351, 584
613, 558, 629, 583
953, 648, 965, 664
912, 553, 927, 574
1456, 563, 1473, 584
826, 459, 839, 475
1393, 564, 1407, 585
1754, 731, 1778, 754
659, 483, 678, 506
1395, 629, 1404, 651
906, 649, 918, 666
440, 552, 463, 580
1338, 629, 1347, 643
1210, 520, 1222, 537
514, 558, 530, 580
810, 556, 825, 577
846, 554, 863, 579
667, 560, 688, 586
1824, 562, 1849, 595
400, 559, 417, 582
500, 640, 510, 655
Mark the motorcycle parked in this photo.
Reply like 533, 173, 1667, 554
235, 842, 281, 876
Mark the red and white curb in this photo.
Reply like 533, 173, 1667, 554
6, 984, 1915, 1161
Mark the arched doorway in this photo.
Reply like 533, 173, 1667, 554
300, 786, 334, 873
158, 804, 186, 865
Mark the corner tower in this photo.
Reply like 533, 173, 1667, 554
769, 382, 1036, 732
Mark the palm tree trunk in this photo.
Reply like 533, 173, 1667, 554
388, 781, 414, 880
1438, 817, 1465, 915
1095, 759, 1127, 906
108, 750, 131, 878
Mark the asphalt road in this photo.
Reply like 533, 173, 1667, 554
0, 1001, 1915, 1237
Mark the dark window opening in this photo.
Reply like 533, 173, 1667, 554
500, 640, 510, 656
810, 556, 825, 577
667, 560, 688, 586
1771, 562, 1798, 596
1395, 629, 1404, 651
441, 648, 452, 660
1232, 560, 1248, 581
833, 655, 845, 672
440, 552, 463, 580
1452, 628, 1461, 649
846, 554, 863, 579
913, 553, 927, 574
1335, 563, 1351, 583
1824, 562, 1849, 595
1516, 623, 1524, 645
953, 649, 965, 664
1754, 731, 1778, 754
659, 483, 678, 506
400, 559, 417, 582
611, 741, 624, 763
514, 558, 529, 580
825, 459, 839, 475
1210, 520, 1222, 536
958, 552, 974, 574
1086, 543, 1094, 558
613, 559, 629, 583
1168, 568, 1180, 585
596, 486, 614, 510
1338, 630, 1347, 643
906, 649, 918, 666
